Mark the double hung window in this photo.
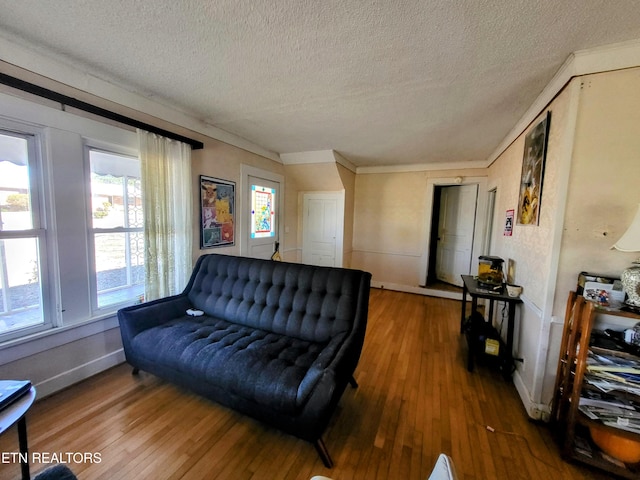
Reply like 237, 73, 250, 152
0, 129, 49, 340
88, 148, 144, 311
0, 92, 143, 345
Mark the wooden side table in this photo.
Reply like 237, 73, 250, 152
0, 386, 36, 480
460, 275, 522, 379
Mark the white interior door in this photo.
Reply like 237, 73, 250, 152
246, 175, 280, 259
302, 192, 344, 267
436, 184, 478, 286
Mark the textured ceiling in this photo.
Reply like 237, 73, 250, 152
1, 1, 640, 167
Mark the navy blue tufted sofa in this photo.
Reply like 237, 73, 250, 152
118, 253, 371, 467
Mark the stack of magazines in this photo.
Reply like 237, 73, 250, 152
580, 351, 640, 434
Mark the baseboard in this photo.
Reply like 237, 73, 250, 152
371, 280, 463, 301
513, 369, 551, 422
35, 349, 126, 399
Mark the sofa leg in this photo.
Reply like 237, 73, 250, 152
349, 376, 358, 389
314, 438, 334, 468
131, 367, 139, 375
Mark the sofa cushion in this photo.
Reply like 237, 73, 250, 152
130, 315, 332, 414
187, 255, 363, 343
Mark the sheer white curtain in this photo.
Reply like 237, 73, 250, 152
138, 129, 192, 301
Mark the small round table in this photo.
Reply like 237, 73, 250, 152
0, 386, 36, 480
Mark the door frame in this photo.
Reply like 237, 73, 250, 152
483, 187, 498, 256
301, 191, 345, 267
419, 176, 488, 287
239, 164, 285, 258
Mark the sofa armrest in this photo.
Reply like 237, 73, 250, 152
117, 294, 192, 339
325, 271, 371, 380
297, 272, 371, 408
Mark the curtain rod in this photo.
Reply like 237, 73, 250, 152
0, 72, 204, 150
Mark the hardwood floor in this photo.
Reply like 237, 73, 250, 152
0, 289, 611, 480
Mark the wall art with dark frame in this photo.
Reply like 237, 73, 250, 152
200, 175, 235, 248
517, 111, 551, 226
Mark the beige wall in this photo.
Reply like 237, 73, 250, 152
486, 68, 640, 414
488, 82, 575, 310
555, 68, 640, 314
487, 80, 577, 413
337, 163, 356, 267
351, 168, 486, 287
191, 140, 284, 261
283, 162, 350, 263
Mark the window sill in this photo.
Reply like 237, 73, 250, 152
0, 313, 120, 365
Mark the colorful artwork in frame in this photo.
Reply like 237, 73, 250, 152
200, 175, 235, 248
517, 111, 551, 226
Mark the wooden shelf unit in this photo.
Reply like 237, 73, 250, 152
551, 291, 640, 479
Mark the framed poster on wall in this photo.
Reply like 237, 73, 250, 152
517, 111, 551, 226
200, 175, 235, 248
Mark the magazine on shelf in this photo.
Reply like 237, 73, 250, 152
585, 350, 640, 395
585, 373, 640, 396
587, 351, 640, 371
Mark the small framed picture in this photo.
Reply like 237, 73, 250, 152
200, 176, 235, 248
504, 209, 514, 236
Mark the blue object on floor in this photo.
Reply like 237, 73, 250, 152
33, 464, 77, 480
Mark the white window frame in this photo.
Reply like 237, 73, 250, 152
0, 122, 56, 342
0, 91, 139, 349
85, 143, 143, 315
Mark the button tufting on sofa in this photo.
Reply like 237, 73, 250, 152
118, 254, 371, 468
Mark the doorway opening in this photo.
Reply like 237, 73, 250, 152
426, 187, 443, 287
425, 183, 479, 291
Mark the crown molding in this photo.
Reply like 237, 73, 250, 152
573, 37, 640, 76
356, 160, 487, 174
333, 151, 357, 173
0, 34, 280, 162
